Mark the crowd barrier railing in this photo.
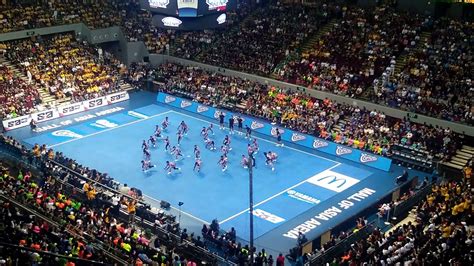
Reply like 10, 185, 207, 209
306, 222, 376, 266
305, 178, 434, 265
391, 182, 434, 219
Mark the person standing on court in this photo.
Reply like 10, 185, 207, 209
237, 116, 243, 135
219, 111, 225, 129
229, 116, 235, 134
276, 128, 283, 147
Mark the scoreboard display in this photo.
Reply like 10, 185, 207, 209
142, 0, 234, 17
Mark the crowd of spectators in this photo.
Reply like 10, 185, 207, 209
145, 62, 462, 160
275, 5, 428, 98
0, 1, 471, 126
0, 193, 111, 265
321, 177, 472, 265
375, 18, 473, 125
0, 0, 124, 33
0, 64, 41, 119
3, 33, 126, 103
0, 0, 173, 55
199, 2, 335, 76
118, 0, 174, 55
0, 0, 248, 58
200, 219, 277, 264
0, 158, 115, 264
0, 134, 210, 265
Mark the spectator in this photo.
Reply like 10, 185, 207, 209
277, 253, 285, 266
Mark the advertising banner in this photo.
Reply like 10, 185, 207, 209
2, 114, 31, 130
58, 102, 85, 117
157, 92, 392, 171
30, 109, 60, 123
2, 92, 129, 131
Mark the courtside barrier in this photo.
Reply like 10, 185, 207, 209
157, 92, 392, 171
2, 91, 129, 131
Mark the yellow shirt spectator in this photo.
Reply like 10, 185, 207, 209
442, 225, 452, 238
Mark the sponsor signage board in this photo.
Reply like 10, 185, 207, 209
156, 93, 392, 171
2, 91, 129, 131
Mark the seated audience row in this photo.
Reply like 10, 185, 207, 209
0, 136, 205, 265
0, 0, 126, 33
142, 62, 461, 160
276, 5, 427, 97
0, 64, 41, 119
324, 178, 472, 265
375, 18, 473, 125
3, 33, 126, 103
200, 2, 336, 76
0, 162, 114, 264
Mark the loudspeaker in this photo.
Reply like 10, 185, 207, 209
160, 200, 170, 209
144, 56, 150, 63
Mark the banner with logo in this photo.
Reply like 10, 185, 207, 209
157, 93, 392, 171
58, 102, 85, 117
30, 109, 60, 123
106, 91, 130, 104
2, 91, 129, 131
1, 114, 31, 131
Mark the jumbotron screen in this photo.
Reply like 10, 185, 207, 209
141, 0, 234, 17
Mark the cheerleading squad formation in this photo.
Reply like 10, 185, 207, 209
140, 112, 282, 174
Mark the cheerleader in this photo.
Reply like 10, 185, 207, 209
247, 143, 255, 156
178, 121, 189, 135
241, 155, 249, 169
154, 125, 162, 138
141, 160, 155, 172
170, 146, 183, 161
194, 158, 202, 172
264, 152, 275, 171
207, 124, 214, 135
205, 138, 216, 150
143, 148, 151, 161
218, 155, 228, 171
251, 138, 259, 154
148, 135, 157, 148
161, 117, 170, 130
268, 151, 278, 162
200, 127, 207, 137
223, 135, 232, 151
165, 161, 180, 174
142, 140, 149, 151
164, 136, 171, 152
221, 145, 229, 157
194, 145, 201, 159
177, 130, 183, 146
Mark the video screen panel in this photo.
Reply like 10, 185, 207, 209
152, 12, 228, 30
142, 0, 234, 17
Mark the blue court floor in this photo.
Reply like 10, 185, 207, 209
15, 91, 416, 255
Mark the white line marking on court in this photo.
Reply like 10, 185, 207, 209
143, 195, 210, 225
48, 111, 172, 148
219, 162, 342, 224
169, 111, 340, 164
127, 110, 149, 119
